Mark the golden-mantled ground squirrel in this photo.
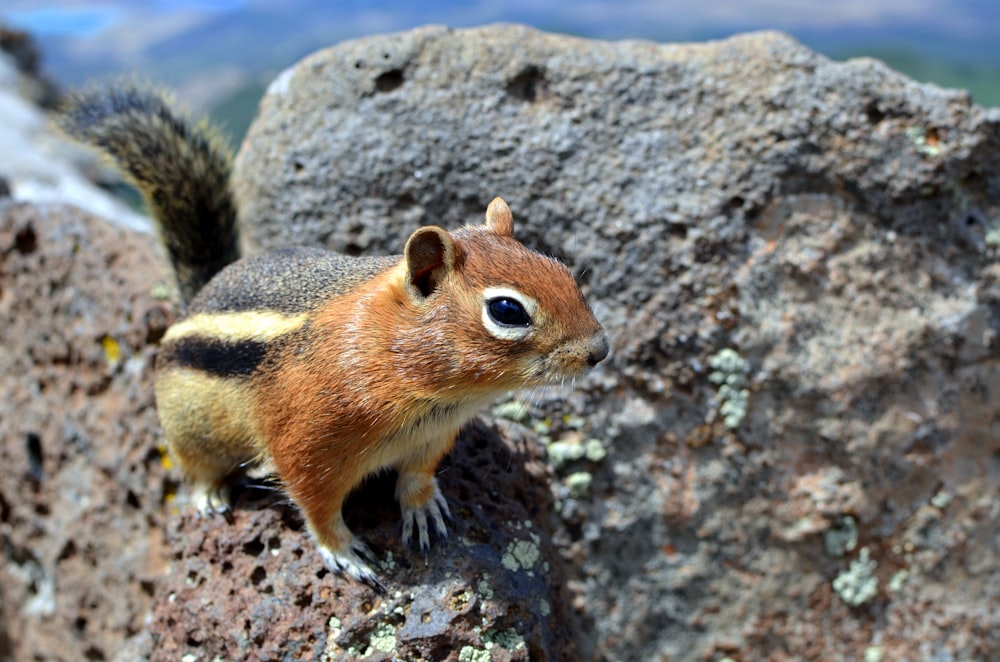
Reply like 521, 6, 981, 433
60, 84, 609, 590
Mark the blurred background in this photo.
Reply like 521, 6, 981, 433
3, 0, 998, 146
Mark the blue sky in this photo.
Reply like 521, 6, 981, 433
5, 0, 996, 41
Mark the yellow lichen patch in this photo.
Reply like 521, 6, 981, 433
158, 445, 174, 470
100, 335, 121, 365
162, 478, 177, 504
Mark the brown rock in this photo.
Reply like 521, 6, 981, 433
0, 202, 173, 660
151, 420, 578, 660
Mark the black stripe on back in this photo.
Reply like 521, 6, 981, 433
160, 336, 269, 378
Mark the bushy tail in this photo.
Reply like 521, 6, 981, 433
59, 83, 239, 304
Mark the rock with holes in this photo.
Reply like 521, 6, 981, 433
0, 201, 173, 660
235, 24, 1000, 660
149, 420, 580, 660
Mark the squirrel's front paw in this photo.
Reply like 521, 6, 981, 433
316, 538, 386, 594
400, 481, 451, 552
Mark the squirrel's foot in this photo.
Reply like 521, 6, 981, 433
190, 482, 231, 516
317, 539, 386, 594
400, 481, 451, 552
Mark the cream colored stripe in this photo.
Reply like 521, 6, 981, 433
164, 311, 308, 343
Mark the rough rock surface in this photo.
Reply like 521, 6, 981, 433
150, 419, 581, 661
235, 25, 1000, 660
2, 26, 587, 661
4, 22, 1000, 662
0, 202, 173, 660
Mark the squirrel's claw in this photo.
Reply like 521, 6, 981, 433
401, 483, 450, 552
318, 540, 386, 594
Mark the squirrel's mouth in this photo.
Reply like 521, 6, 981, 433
534, 336, 609, 383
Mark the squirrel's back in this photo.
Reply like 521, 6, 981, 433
59, 84, 238, 303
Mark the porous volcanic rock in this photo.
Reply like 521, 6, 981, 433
151, 420, 579, 661
0, 202, 172, 660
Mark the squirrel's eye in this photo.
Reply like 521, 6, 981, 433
486, 297, 531, 327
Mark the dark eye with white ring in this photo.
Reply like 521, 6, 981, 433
486, 296, 531, 327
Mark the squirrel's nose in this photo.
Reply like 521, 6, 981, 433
587, 332, 610, 366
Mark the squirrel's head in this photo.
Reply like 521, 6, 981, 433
399, 198, 609, 391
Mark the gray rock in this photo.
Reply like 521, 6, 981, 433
235, 24, 1000, 659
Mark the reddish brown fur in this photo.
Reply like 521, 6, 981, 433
256, 215, 604, 555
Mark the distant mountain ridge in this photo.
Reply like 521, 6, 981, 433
5, 1, 999, 145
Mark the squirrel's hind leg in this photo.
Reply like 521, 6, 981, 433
166, 442, 238, 515
189, 480, 232, 515
156, 370, 261, 515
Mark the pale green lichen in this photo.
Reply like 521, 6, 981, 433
833, 546, 879, 607
538, 599, 551, 616
366, 623, 396, 655
531, 418, 553, 436
320, 616, 344, 662
501, 537, 541, 573
458, 646, 491, 662
151, 281, 174, 300
327, 616, 342, 639
485, 627, 526, 651
564, 472, 593, 497
547, 439, 586, 468
321, 617, 344, 662
708, 348, 750, 428
823, 515, 858, 557
930, 490, 952, 509
905, 125, 941, 157
476, 576, 494, 601
584, 438, 607, 462
458, 628, 526, 661
864, 646, 885, 662
888, 568, 909, 592
492, 400, 530, 422
547, 437, 607, 469
986, 223, 1000, 250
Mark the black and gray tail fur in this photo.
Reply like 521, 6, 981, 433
59, 83, 239, 305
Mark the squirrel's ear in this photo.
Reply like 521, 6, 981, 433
404, 226, 457, 298
485, 197, 514, 237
